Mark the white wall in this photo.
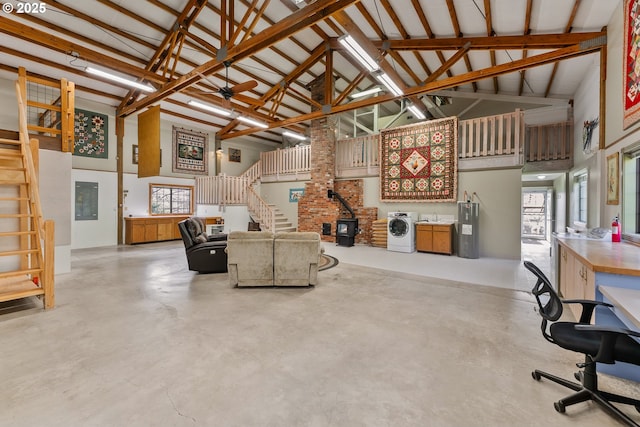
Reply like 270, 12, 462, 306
362, 168, 522, 260
195, 205, 251, 234
41, 150, 72, 273
604, 1, 640, 230
458, 169, 522, 259
71, 169, 118, 249
259, 181, 301, 228
553, 174, 568, 234
567, 50, 603, 228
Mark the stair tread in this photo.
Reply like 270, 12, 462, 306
0, 231, 37, 237
0, 249, 40, 256
0, 268, 42, 279
0, 270, 44, 301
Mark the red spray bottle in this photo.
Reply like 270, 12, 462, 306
612, 216, 621, 242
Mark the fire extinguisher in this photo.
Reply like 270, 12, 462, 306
612, 216, 621, 242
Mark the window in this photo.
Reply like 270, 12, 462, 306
573, 172, 588, 224
622, 149, 640, 242
149, 184, 193, 215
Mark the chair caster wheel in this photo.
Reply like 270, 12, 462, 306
554, 401, 566, 413
574, 371, 583, 382
532, 371, 541, 381
635, 405, 640, 413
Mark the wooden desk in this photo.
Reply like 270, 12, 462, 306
599, 286, 640, 331
556, 238, 640, 320
597, 285, 640, 382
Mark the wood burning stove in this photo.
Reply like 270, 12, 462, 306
328, 189, 358, 247
336, 218, 358, 247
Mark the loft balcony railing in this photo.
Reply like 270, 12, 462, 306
196, 110, 574, 210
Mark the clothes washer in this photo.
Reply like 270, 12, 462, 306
387, 212, 418, 253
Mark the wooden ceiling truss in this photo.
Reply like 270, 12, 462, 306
0, 0, 608, 142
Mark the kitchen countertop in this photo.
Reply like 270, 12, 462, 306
556, 237, 640, 277
415, 221, 455, 225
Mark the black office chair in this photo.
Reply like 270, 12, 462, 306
525, 261, 640, 426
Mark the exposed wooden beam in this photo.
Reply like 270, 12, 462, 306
483, 0, 499, 93
519, 0, 533, 96
377, 32, 605, 50
545, 0, 582, 97
117, 0, 208, 112
0, 17, 166, 84
446, 0, 476, 91
118, 0, 360, 117
412, 0, 451, 79
220, 43, 601, 139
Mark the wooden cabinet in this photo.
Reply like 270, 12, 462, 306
416, 223, 454, 255
125, 216, 189, 244
558, 243, 595, 321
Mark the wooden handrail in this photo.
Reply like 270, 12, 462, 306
247, 186, 275, 232
18, 67, 75, 151
16, 82, 46, 235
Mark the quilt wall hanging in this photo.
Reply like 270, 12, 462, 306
624, 0, 640, 129
380, 117, 458, 202
172, 126, 208, 175
73, 109, 108, 158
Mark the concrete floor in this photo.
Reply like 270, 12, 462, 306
1, 240, 639, 427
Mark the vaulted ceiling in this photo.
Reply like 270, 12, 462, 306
0, 0, 618, 147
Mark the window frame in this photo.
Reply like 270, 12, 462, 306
148, 183, 194, 216
573, 171, 588, 225
621, 149, 640, 244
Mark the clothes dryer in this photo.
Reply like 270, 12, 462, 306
387, 212, 418, 253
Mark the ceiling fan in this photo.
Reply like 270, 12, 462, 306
198, 61, 263, 108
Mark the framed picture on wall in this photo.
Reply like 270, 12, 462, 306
229, 148, 241, 163
606, 152, 620, 205
624, 0, 640, 128
289, 188, 304, 203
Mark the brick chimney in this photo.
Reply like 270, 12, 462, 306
297, 74, 377, 244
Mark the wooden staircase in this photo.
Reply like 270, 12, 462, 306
0, 81, 55, 309
271, 205, 296, 233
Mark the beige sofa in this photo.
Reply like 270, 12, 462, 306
226, 231, 324, 287
274, 232, 323, 287
226, 231, 275, 287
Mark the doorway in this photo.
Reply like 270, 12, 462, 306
522, 190, 549, 241
521, 188, 553, 279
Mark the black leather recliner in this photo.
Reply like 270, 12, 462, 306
178, 218, 228, 273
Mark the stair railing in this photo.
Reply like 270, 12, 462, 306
241, 160, 262, 186
246, 186, 275, 232
15, 81, 55, 308
239, 159, 276, 229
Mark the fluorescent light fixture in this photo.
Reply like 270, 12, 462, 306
85, 66, 155, 93
350, 87, 382, 99
375, 72, 403, 97
283, 131, 306, 141
537, 175, 547, 180
338, 35, 379, 72
188, 100, 232, 117
407, 104, 426, 120
237, 116, 268, 129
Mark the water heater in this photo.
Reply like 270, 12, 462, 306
458, 202, 479, 259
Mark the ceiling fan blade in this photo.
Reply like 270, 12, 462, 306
233, 93, 265, 107
231, 80, 258, 93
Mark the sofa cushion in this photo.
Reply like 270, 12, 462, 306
274, 231, 320, 241
228, 231, 274, 240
